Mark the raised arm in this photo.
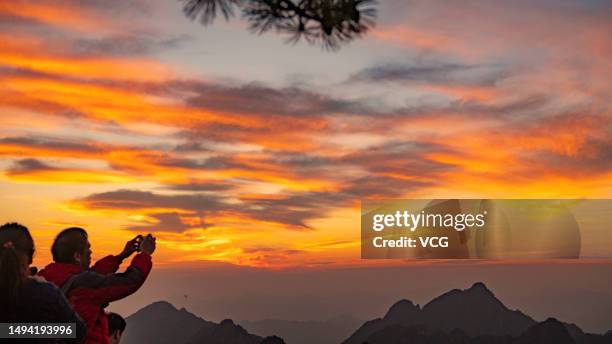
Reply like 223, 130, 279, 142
73, 253, 153, 306
92, 235, 143, 275
70, 235, 155, 306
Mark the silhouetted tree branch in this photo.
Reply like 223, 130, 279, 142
181, 0, 377, 50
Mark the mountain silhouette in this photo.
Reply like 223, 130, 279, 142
343, 282, 534, 344
121, 301, 283, 344
383, 299, 421, 323
121, 301, 215, 344
420, 282, 535, 336
343, 282, 610, 344
187, 318, 262, 344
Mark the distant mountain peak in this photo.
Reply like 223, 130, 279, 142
390, 299, 416, 307
469, 281, 490, 291
144, 300, 177, 311
464, 282, 498, 299
542, 317, 562, 324
383, 299, 420, 321
124, 301, 272, 344
424, 282, 502, 312
220, 319, 236, 327
123, 301, 212, 344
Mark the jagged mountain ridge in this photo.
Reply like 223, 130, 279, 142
343, 282, 535, 344
343, 282, 612, 344
121, 301, 214, 344
187, 318, 262, 344
121, 301, 283, 344
120, 283, 611, 344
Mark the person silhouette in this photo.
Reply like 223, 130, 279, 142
39, 228, 155, 344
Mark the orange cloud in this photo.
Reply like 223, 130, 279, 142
5, 168, 134, 184
372, 25, 454, 51
423, 84, 502, 102
0, 1, 109, 33
0, 36, 173, 81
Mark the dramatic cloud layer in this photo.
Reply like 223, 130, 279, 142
0, 0, 610, 268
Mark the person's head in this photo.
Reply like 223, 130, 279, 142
108, 312, 126, 344
0, 222, 35, 319
51, 227, 91, 269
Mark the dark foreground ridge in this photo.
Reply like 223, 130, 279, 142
343, 282, 612, 344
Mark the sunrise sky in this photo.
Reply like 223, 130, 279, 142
0, 0, 611, 271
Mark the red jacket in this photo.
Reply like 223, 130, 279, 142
39, 253, 152, 344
